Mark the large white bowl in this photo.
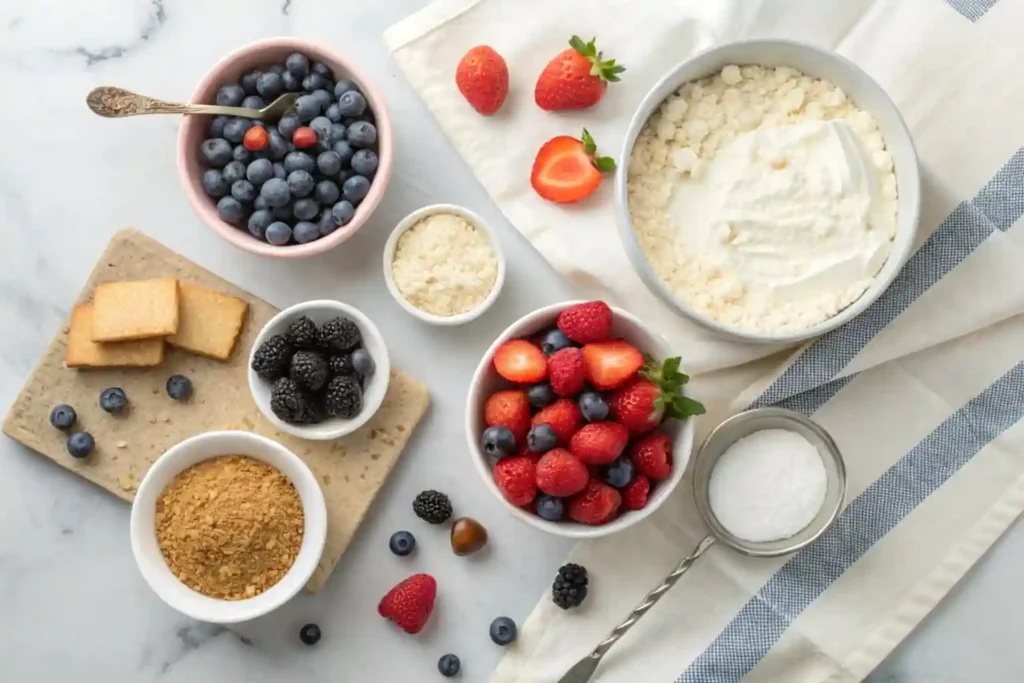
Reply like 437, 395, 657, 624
615, 39, 921, 344
248, 300, 390, 440
130, 431, 327, 624
466, 301, 697, 539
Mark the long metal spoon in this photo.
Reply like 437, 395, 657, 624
86, 86, 299, 121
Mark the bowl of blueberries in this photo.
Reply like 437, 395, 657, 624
178, 38, 392, 257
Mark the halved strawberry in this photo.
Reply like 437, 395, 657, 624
582, 340, 644, 390
493, 339, 547, 383
531, 129, 616, 204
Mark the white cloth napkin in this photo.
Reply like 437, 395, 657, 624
385, 0, 1024, 680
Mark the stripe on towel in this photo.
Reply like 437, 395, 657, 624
944, 0, 1001, 21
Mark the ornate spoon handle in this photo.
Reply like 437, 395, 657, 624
86, 86, 256, 118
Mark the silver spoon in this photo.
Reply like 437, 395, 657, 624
86, 86, 299, 121
558, 408, 847, 683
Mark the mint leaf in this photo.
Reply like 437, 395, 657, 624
662, 356, 681, 378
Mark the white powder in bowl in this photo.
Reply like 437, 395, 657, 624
708, 428, 827, 543
390, 213, 499, 317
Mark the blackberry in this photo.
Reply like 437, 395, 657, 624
323, 375, 362, 418
319, 316, 362, 353
290, 350, 329, 392
552, 563, 589, 610
412, 490, 452, 525
286, 315, 320, 350
269, 377, 315, 424
328, 354, 356, 376
251, 334, 294, 381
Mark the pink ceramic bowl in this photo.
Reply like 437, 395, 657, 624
177, 38, 393, 258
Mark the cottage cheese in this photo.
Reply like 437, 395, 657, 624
628, 65, 899, 334
391, 213, 499, 317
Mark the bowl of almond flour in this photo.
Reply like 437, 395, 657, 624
130, 431, 327, 623
615, 40, 921, 343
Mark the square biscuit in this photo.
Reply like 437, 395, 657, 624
167, 283, 249, 361
66, 303, 165, 368
91, 278, 179, 342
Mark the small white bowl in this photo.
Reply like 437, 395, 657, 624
130, 431, 327, 624
465, 301, 697, 539
382, 203, 506, 326
248, 300, 390, 440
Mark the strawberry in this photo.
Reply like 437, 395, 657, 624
532, 398, 582, 444
629, 433, 672, 480
292, 126, 317, 149
557, 301, 612, 344
569, 421, 628, 465
582, 340, 644, 390
535, 448, 590, 497
493, 339, 548, 383
534, 35, 625, 111
493, 455, 538, 506
531, 129, 616, 204
567, 480, 622, 525
243, 125, 269, 152
378, 573, 437, 634
455, 45, 509, 115
547, 347, 586, 397
609, 357, 706, 433
622, 474, 650, 510
484, 389, 532, 444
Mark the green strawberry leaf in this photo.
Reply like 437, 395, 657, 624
594, 156, 617, 173
662, 356, 681, 378
668, 396, 706, 419
569, 35, 597, 58
581, 128, 597, 155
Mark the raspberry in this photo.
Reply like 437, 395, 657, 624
622, 474, 650, 510
547, 347, 586, 397
557, 301, 613, 343
629, 433, 673, 480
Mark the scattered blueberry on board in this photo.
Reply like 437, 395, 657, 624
49, 404, 77, 431
66, 432, 95, 459
437, 654, 461, 678
298, 623, 321, 646
388, 530, 416, 556
99, 387, 128, 414
197, 51, 381, 246
489, 617, 518, 646
166, 375, 194, 401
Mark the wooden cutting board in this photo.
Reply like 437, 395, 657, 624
2, 228, 430, 592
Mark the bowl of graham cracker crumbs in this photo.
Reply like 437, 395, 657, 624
130, 430, 327, 623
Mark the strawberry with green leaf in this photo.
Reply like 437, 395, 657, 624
609, 356, 705, 433
535, 35, 626, 111
531, 128, 616, 204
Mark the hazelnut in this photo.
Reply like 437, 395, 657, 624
450, 517, 488, 556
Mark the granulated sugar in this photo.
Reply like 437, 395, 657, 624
708, 428, 827, 542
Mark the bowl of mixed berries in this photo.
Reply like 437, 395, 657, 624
466, 301, 704, 538
178, 38, 392, 257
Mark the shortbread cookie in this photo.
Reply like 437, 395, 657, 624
167, 283, 249, 361
91, 278, 179, 342
66, 303, 165, 368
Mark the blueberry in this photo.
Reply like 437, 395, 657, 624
540, 329, 573, 356
285, 52, 309, 78
302, 72, 326, 92
351, 149, 378, 177
240, 70, 261, 95
293, 221, 320, 244
527, 383, 557, 410
222, 117, 252, 143
201, 169, 230, 198
254, 195, 270, 212
49, 404, 77, 431
281, 70, 302, 92
602, 457, 635, 489
527, 424, 558, 453
217, 196, 248, 224
578, 391, 609, 422
317, 210, 339, 237
337, 90, 367, 117
208, 115, 228, 138
330, 123, 347, 143
231, 179, 257, 204
324, 103, 342, 123
311, 89, 333, 111
272, 202, 294, 220
346, 121, 377, 148
388, 530, 416, 556
215, 84, 245, 107
278, 113, 301, 139
231, 144, 252, 165
256, 71, 284, 100
293, 198, 320, 221
267, 63, 286, 76
331, 140, 354, 166
283, 150, 316, 174
265, 221, 292, 245
294, 94, 321, 123
248, 209, 273, 239
272, 162, 287, 180
332, 200, 355, 226
199, 138, 233, 168
266, 130, 290, 161
489, 617, 518, 646
481, 425, 516, 458
334, 79, 358, 98
299, 623, 321, 646
166, 374, 193, 401
535, 495, 565, 521
307, 116, 331, 141
342, 175, 371, 204
241, 95, 264, 110
99, 387, 128, 414
438, 654, 460, 678
316, 151, 342, 176
351, 348, 375, 378
287, 170, 315, 197
311, 61, 332, 77
246, 158, 275, 186
222, 160, 247, 184
314, 180, 340, 206
260, 178, 291, 208
66, 432, 95, 459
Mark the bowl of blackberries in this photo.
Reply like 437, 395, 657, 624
178, 38, 392, 257
248, 300, 390, 440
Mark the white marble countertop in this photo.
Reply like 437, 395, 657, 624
0, 1, 1021, 681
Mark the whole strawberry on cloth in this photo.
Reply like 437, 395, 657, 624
535, 35, 625, 111
455, 45, 509, 115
